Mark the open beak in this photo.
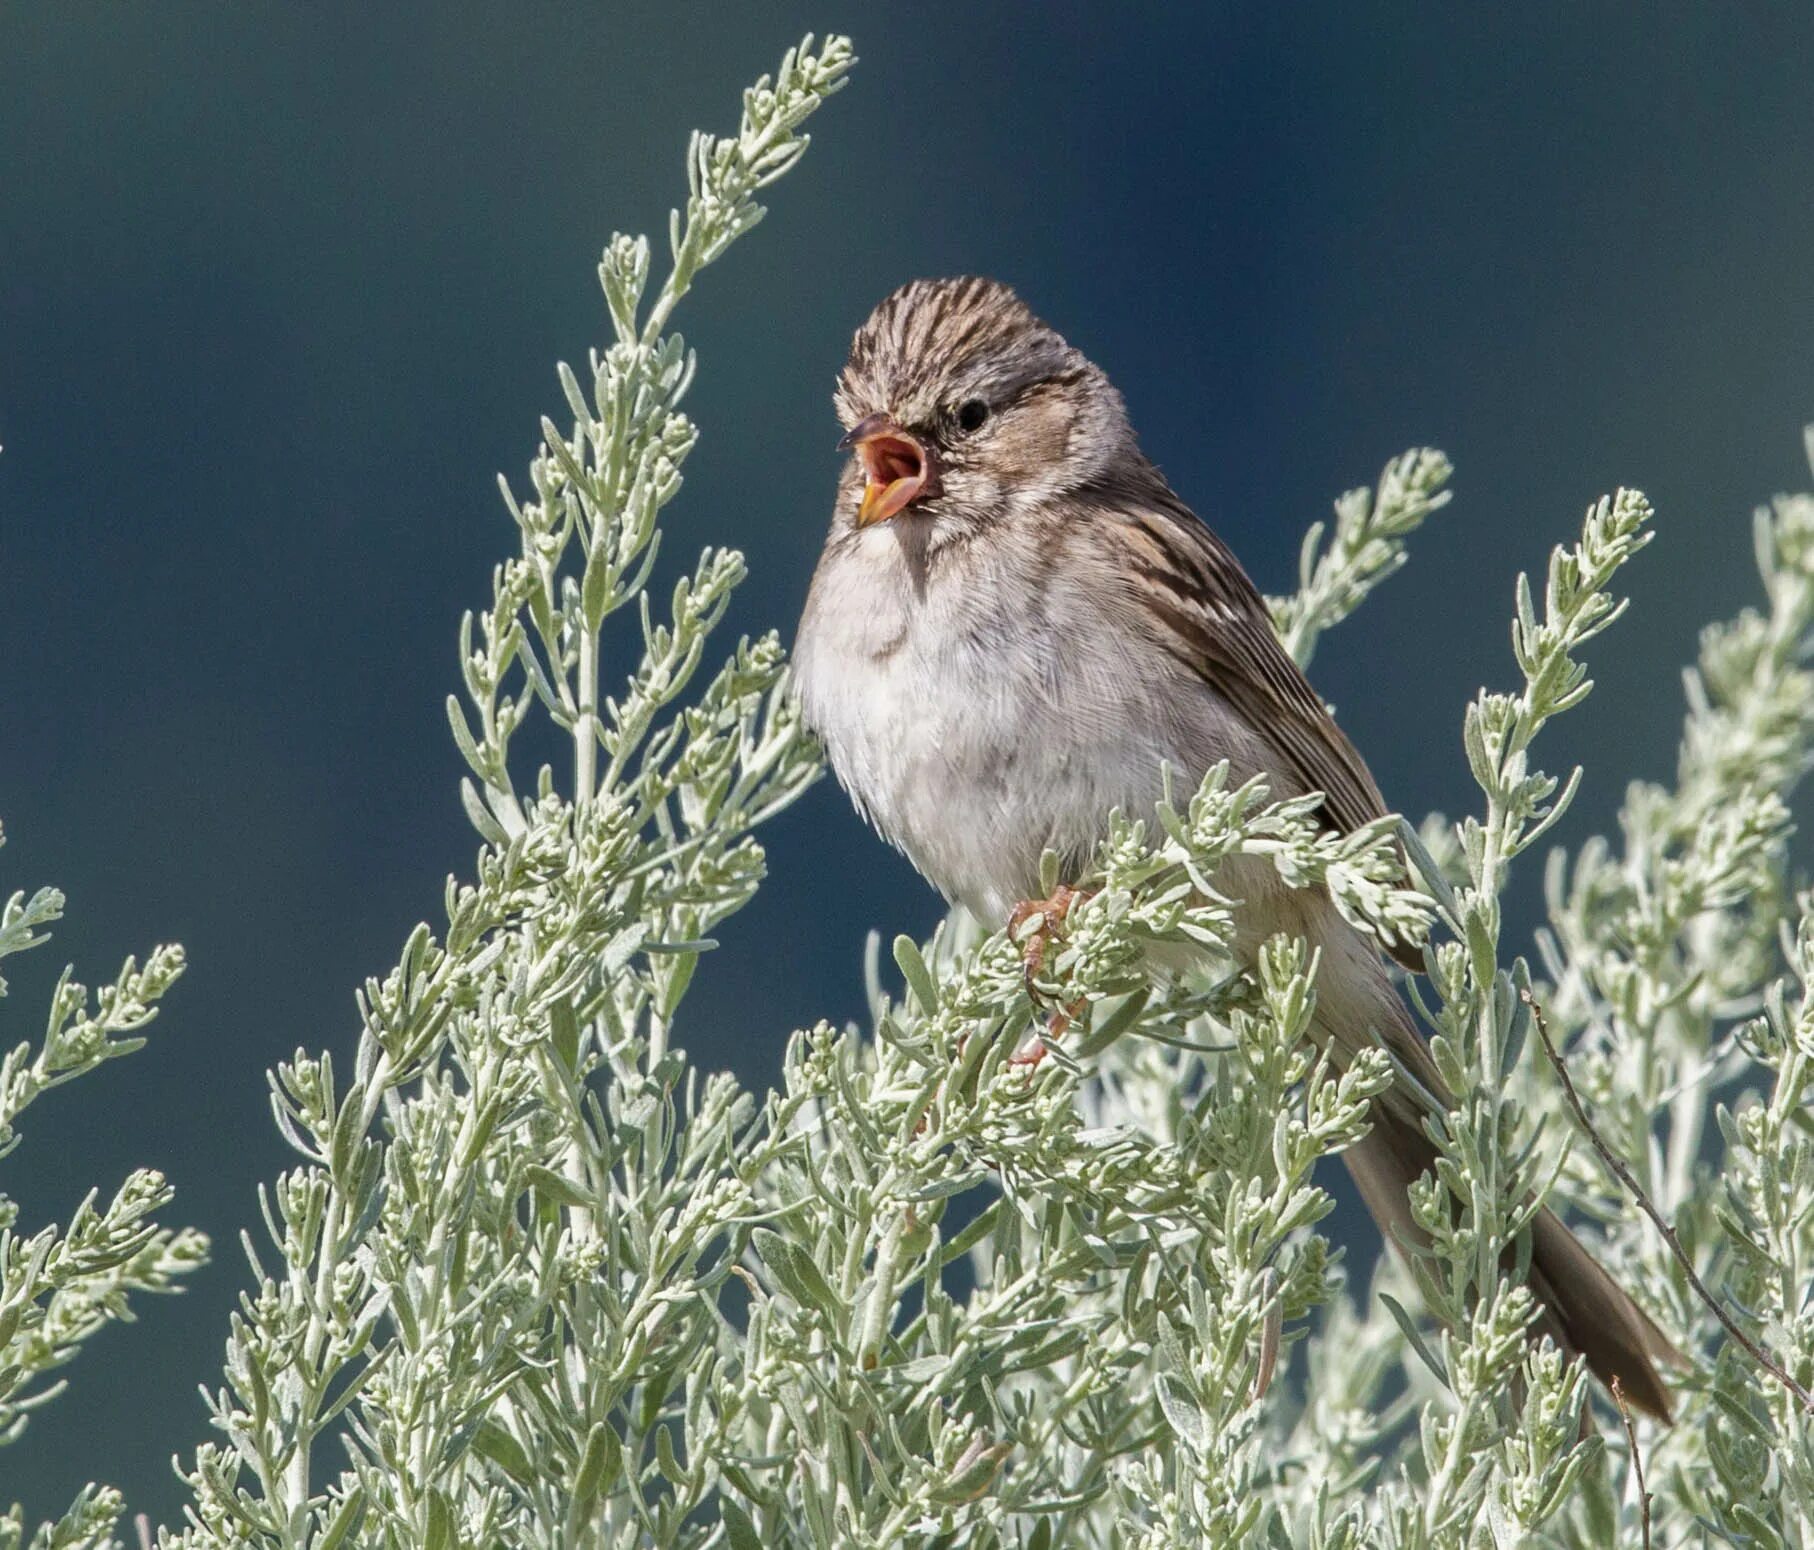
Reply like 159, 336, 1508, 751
839, 413, 936, 527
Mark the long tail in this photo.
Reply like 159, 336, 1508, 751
1275, 900, 1681, 1417
1344, 1096, 1681, 1419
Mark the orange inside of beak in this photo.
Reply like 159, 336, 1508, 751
856, 432, 929, 526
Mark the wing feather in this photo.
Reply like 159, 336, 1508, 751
1096, 475, 1420, 969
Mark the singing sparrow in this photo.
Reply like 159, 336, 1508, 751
793, 275, 1679, 1417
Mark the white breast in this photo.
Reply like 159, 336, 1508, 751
794, 520, 1281, 923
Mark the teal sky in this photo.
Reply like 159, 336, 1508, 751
3, 1, 1813, 1523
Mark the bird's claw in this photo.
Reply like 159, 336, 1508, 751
1006, 885, 1091, 1066
1010, 998, 1083, 1066
1007, 884, 1087, 993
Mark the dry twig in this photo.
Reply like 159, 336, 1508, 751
1523, 986, 1814, 1413
1611, 1378, 1652, 1550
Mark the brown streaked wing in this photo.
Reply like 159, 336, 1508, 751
1103, 481, 1422, 971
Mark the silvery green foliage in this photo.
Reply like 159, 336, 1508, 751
95, 33, 1814, 1550
0, 824, 206, 1550
1351, 491, 1656, 1550
1271, 449, 1454, 670
736, 782, 1422, 1550
164, 36, 845, 1550
1522, 459, 1814, 1547
1253, 460, 1814, 1550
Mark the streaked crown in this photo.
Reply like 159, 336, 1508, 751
835, 276, 1079, 430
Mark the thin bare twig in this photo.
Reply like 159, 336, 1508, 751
1523, 987, 1814, 1413
1611, 1378, 1652, 1550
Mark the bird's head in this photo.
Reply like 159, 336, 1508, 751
833, 277, 1134, 542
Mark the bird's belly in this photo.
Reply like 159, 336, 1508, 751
880, 683, 1147, 921
801, 617, 1265, 923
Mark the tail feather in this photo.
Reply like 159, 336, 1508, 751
1282, 897, 1680, 1417
1345, 1104, 1681, 1420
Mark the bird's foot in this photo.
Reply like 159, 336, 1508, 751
1007, 884, 1090, 994
1006, 884, 1092, 1066
1010, 997, 1084, 1066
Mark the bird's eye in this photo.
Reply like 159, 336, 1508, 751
955, 398, 990, 434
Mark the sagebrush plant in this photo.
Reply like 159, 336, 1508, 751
0, 828, 207, 1549
11, 32, 1814, 1549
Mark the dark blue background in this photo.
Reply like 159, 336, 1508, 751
3, 1, 1811, 1524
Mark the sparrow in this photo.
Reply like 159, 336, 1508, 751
792, 275, 1679, 1417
